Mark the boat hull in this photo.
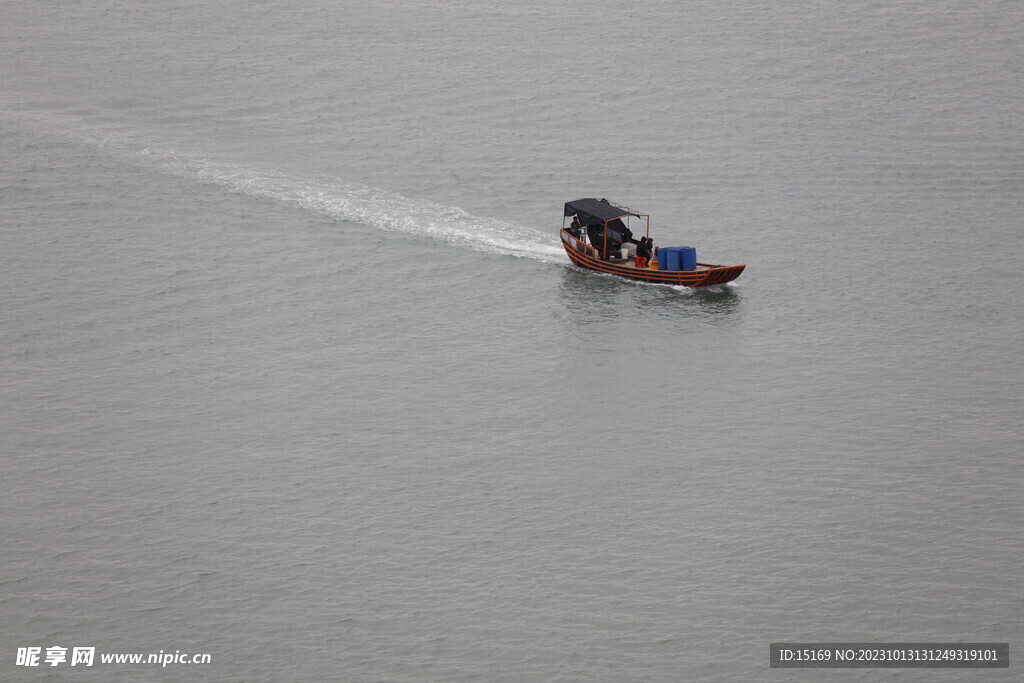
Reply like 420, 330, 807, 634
560, 230, 744, 287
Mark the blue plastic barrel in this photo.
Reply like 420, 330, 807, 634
656, 247, 669, 270
663, 246, 679, 270
678, 246, 697, 271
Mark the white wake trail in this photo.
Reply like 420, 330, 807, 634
140, 148, 565, 264
4, 106, 565, 263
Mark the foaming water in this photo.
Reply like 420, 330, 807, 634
141, 148, 566, 262
1, 104, 565, 264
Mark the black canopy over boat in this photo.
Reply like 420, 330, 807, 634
560, 198, 745, 287
563, 198, 642, 260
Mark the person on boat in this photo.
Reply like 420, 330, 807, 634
609, 226, 635, 260
568, 216, 582, 238
584, 224, 602, 257
636, 237, 652, 260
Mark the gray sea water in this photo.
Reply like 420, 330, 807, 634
2, 1, 1022, 680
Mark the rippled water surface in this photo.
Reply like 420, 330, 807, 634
2, 1, 1022, 680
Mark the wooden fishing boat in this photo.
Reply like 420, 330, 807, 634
560, 198, 745, 287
